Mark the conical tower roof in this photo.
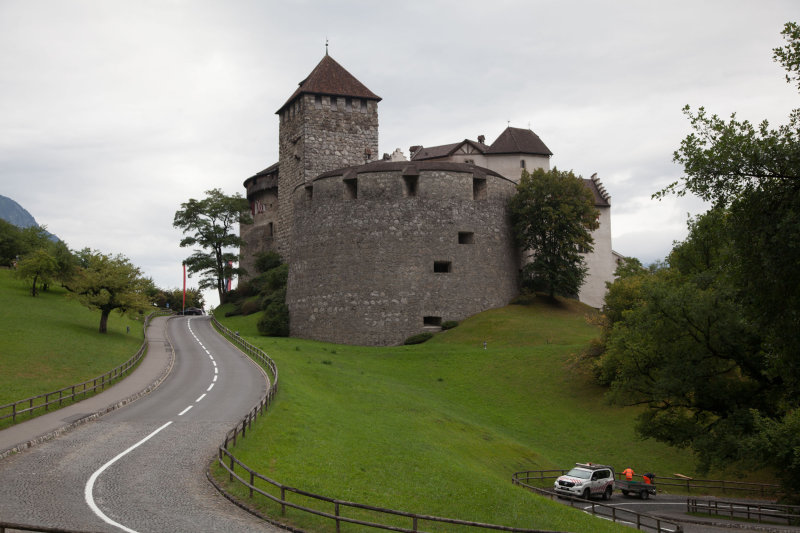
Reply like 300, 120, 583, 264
277, 54, 381, 114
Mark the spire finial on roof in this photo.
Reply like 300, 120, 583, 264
325, 37, 329, 56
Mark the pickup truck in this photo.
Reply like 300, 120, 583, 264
616, 477, 657, 499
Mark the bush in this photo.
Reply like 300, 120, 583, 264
441, 320, 459, 330
258, 300, 289, 337
404, 332, 433, 345
263, 264, 288, 293
260, 287, 287, 310
241, 298, 261, 316
255, 251, 283, 274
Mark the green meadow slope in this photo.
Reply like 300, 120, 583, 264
0, 268, 145, 427
213, 299, 706, 532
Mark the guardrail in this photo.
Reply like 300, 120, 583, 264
656, 476, 780, 498
511, 469, 780, 498
512, 472, 683, 533
687, 498, 800, 526
0, 310, 171, 425
210, 316, 567, 533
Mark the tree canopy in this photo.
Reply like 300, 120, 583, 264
67, 250, 151, 333
173, 188, 252, 304
509, 168, 599, 299
594, 22, 800, 498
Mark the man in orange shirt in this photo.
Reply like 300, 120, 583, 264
622, 467, 635, 481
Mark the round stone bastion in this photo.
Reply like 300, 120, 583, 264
288, 161, 521, 346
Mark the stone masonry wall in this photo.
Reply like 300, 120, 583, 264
287, 162, 520, 346
277, 94, 379, 262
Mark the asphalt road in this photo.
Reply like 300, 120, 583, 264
0, 316, 282, 532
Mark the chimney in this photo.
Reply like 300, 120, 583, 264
477, 135, 485, 144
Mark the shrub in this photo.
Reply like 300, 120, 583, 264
224, 304, 242, 317
255, 251, 283, 274
241, 298, 261, 316
441, 320, 459, 330
263, 264, 288, 292
260, 287, 287, 310
404, 332, 433, 345
258, 300, 289, 337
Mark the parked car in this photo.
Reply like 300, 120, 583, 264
554, 463, 615, 500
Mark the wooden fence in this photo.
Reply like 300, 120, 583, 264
687, 498, 800, 526
0, 311, 170, 425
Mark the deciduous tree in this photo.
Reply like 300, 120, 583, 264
600, 22, 800, 498
15, 248, 58, 296
509, 168, 599, 299
67, 251, 150, 333
173, 188, 252, 304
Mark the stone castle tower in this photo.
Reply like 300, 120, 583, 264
274, 54, 381, 260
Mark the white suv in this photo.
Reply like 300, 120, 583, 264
553, 463, 614, 500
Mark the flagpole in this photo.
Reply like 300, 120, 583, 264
182, 262, 186, 314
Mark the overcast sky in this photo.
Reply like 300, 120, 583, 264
1, 1, 797, 307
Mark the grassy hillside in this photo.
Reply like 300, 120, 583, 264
212, 298, 707, 532
0, 268, 145, 427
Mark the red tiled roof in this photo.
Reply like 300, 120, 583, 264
486, 127, 552, 156
277, 55, 381, 114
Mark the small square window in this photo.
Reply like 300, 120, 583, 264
458, 232, 474, 244
423, 316, 442, 327
305, 185, 313, 201
433, 261, 451, 273
520, 159, 526, 169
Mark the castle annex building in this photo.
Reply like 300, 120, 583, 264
241, 54, 616, 346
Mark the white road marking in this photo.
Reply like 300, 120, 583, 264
207, 383, 214, 392
178, 406, 193, 416
85, 421, 173, 533
213, 375, 217, 382
196, 393, 206, 402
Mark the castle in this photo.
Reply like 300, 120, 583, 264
240, 54, 616, 346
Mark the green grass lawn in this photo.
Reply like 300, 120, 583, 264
0, 268, 145, 427
212, 298, 712, 532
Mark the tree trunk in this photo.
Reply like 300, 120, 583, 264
99, 309, 110, 333
31, 274, 39, 297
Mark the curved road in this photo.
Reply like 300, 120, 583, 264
0, 316, 282, 532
